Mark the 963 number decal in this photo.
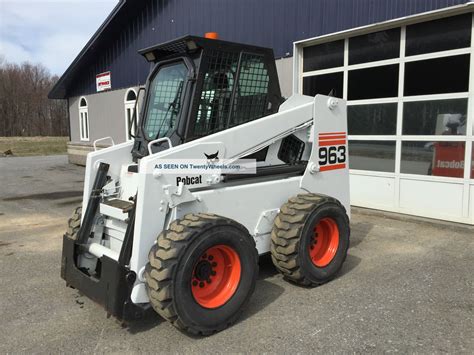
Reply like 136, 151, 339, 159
318, 132, 347, 172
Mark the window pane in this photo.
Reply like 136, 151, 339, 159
401, 141, 465, 178
349, 28, 400, 65
230, 53, 270, 127
144, 62, 187, 139
348, 64, 399, 100
404, 55, 470, 96
303, 40, 344, 72
193, 52, 239, 138
84, 113, 89, 139
348, 103, 397, 135
80, 114, 85, 139
402, 99, 468, 135
303, 72, 343, 98
349, 140, 396, 172
406, 14, 472, 56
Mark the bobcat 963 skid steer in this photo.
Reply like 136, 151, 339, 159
61, 33, 350, 335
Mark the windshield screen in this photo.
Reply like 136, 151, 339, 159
143, 62, 187, 139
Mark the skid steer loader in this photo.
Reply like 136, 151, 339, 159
61, 34, 350, 335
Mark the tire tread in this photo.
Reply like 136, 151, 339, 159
271, 193, 348, 286
146, 213, 256, 335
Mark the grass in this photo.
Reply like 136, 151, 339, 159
0, 136, 69, 157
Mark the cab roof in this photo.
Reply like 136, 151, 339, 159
139, 35, 274, 62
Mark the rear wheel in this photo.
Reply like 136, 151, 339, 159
145, 213, 258, 335
271, 193, 350, 286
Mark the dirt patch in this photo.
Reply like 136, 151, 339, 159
3, 190, 82, 201
0, 136, 67, 157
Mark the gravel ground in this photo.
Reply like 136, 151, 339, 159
0, 155, 472, 353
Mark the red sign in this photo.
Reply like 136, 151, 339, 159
431, 142, 465, 178
96, 71, 111, 92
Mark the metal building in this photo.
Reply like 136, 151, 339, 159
294, 3, 474, 224
49, 0, 473, 223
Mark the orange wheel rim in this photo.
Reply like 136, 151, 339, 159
191, 245, 241, 309
309, 218, 339, 267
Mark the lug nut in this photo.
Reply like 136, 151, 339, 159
211, 270, 216, 276
207, 279, 212, 284
208, 255, 214, 261
192, 280, 198, 286
199, 282, 205, 288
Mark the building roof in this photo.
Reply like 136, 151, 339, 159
48, 0, 128, 99
49, 0, 471, 100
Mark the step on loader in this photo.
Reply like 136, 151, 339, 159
61, 34, 351, 335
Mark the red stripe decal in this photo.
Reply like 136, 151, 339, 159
319, 140, 346, 146
319, 132, 346, 136
319, 135, 346, 140
320, 163, 346, 171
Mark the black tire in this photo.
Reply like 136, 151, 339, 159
145, 213, 258, 335
271, 193, 350, 286
65, 206, 82, 240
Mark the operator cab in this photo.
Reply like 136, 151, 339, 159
131, 35, 283, 159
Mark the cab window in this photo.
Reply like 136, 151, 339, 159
143, 62, 187, 139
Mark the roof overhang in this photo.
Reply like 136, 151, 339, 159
48, 0, 127, 100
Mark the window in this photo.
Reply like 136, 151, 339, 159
348, 103, 397, 135
79, 97, 89, 141
124, 89, 138, 141
194, 51, 239, 137
192, 51, 273, 138
404, 55, 470, 96
406, 14, 472, 56
401, 141, 465, 178
349, 28, 400, 65
348, 140, 396, 172
303, 72, 343, 98
299, 12, 473, 181
402, 99, 468, 136
348, 64, 399, 100
143, 62, 187, 139
230, 53, 270, 127
303, 40, 344, 72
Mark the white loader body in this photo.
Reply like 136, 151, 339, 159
79, 94, 349, 305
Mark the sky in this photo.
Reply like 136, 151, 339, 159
0, 0, 119, 76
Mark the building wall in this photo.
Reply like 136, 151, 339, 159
68, 57, 293, 146
62, 0, 469, 99
276, 57, 293, 98
68, 87, 139, 164
295, 7, 474, 224
69, 87, 139, 143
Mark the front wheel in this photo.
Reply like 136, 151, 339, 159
145, 213, 258, 335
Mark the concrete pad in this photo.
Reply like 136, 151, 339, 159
0, 155, 472, 353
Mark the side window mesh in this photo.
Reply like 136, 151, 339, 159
191, 51, 271, 139
278, 135, 305, 164
230, 53, 270, 127
194, 50, 239, 137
